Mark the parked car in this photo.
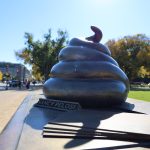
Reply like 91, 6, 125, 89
9, 80, 20, 87
32, 80, 37, 85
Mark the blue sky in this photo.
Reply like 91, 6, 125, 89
0, 0, 150, 67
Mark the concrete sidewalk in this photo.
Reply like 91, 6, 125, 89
0, 88, 42, 133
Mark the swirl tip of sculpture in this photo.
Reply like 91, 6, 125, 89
86, 26, 103, 43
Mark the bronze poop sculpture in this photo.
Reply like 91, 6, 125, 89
43, 26, 130, 108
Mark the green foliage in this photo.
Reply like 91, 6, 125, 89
2, 72, 11, 81
31, 64, 43, 81
16, 29, 68, 80
0, 71, 3, 81
106, 34, 150, 81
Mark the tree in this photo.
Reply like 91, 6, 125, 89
106, 34, 150, 81
31, 64, 43, 81
15, 29, 68, 80
0, 71, 3, 81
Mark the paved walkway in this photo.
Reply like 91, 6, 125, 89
0, 88, 42, 133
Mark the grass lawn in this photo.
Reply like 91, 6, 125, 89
128, 90, 150, 102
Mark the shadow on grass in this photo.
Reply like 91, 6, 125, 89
130, 87, 150, 91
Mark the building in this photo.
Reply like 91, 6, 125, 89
0, 62, 31, 81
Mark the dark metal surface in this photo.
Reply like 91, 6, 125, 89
0, 95, 150, 150
86, 26, 103, 43
43, 78, 128, 107
43, 26, 130, 107
43, 122, 150, 142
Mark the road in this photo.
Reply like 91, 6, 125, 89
0, 86, 42, 133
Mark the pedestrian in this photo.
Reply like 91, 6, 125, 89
5, 80, 9, 90
26, 80, 30, 89
18, 80, 21, 89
